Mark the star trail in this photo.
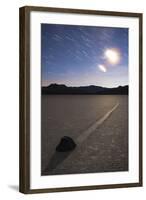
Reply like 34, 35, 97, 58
41, 24, 128, 87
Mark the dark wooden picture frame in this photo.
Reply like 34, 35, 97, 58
19, 6, 143, 194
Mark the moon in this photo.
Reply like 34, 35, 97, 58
104, 48, 121, 65
98, 64, 107, 72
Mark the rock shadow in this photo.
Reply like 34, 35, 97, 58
42, 151, 72, 175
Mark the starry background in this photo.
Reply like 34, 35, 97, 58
41, 24, 128, 88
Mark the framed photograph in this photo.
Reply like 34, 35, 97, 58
19, 6, 143, 194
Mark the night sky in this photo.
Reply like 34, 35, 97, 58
41, 24, 128, 88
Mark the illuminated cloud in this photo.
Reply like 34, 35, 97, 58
98, 64, 107, 73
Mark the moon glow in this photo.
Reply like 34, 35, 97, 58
104, 48, 121, 65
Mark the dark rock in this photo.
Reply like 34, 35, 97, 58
56, 136, 76, 152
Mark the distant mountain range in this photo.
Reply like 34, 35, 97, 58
42, 84, 128, 95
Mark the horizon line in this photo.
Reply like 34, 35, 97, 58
42, 83, 129, 89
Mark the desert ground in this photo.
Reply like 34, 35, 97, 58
41, 95, 128, 175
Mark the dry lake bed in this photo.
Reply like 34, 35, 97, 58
41, 95, 128, 175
